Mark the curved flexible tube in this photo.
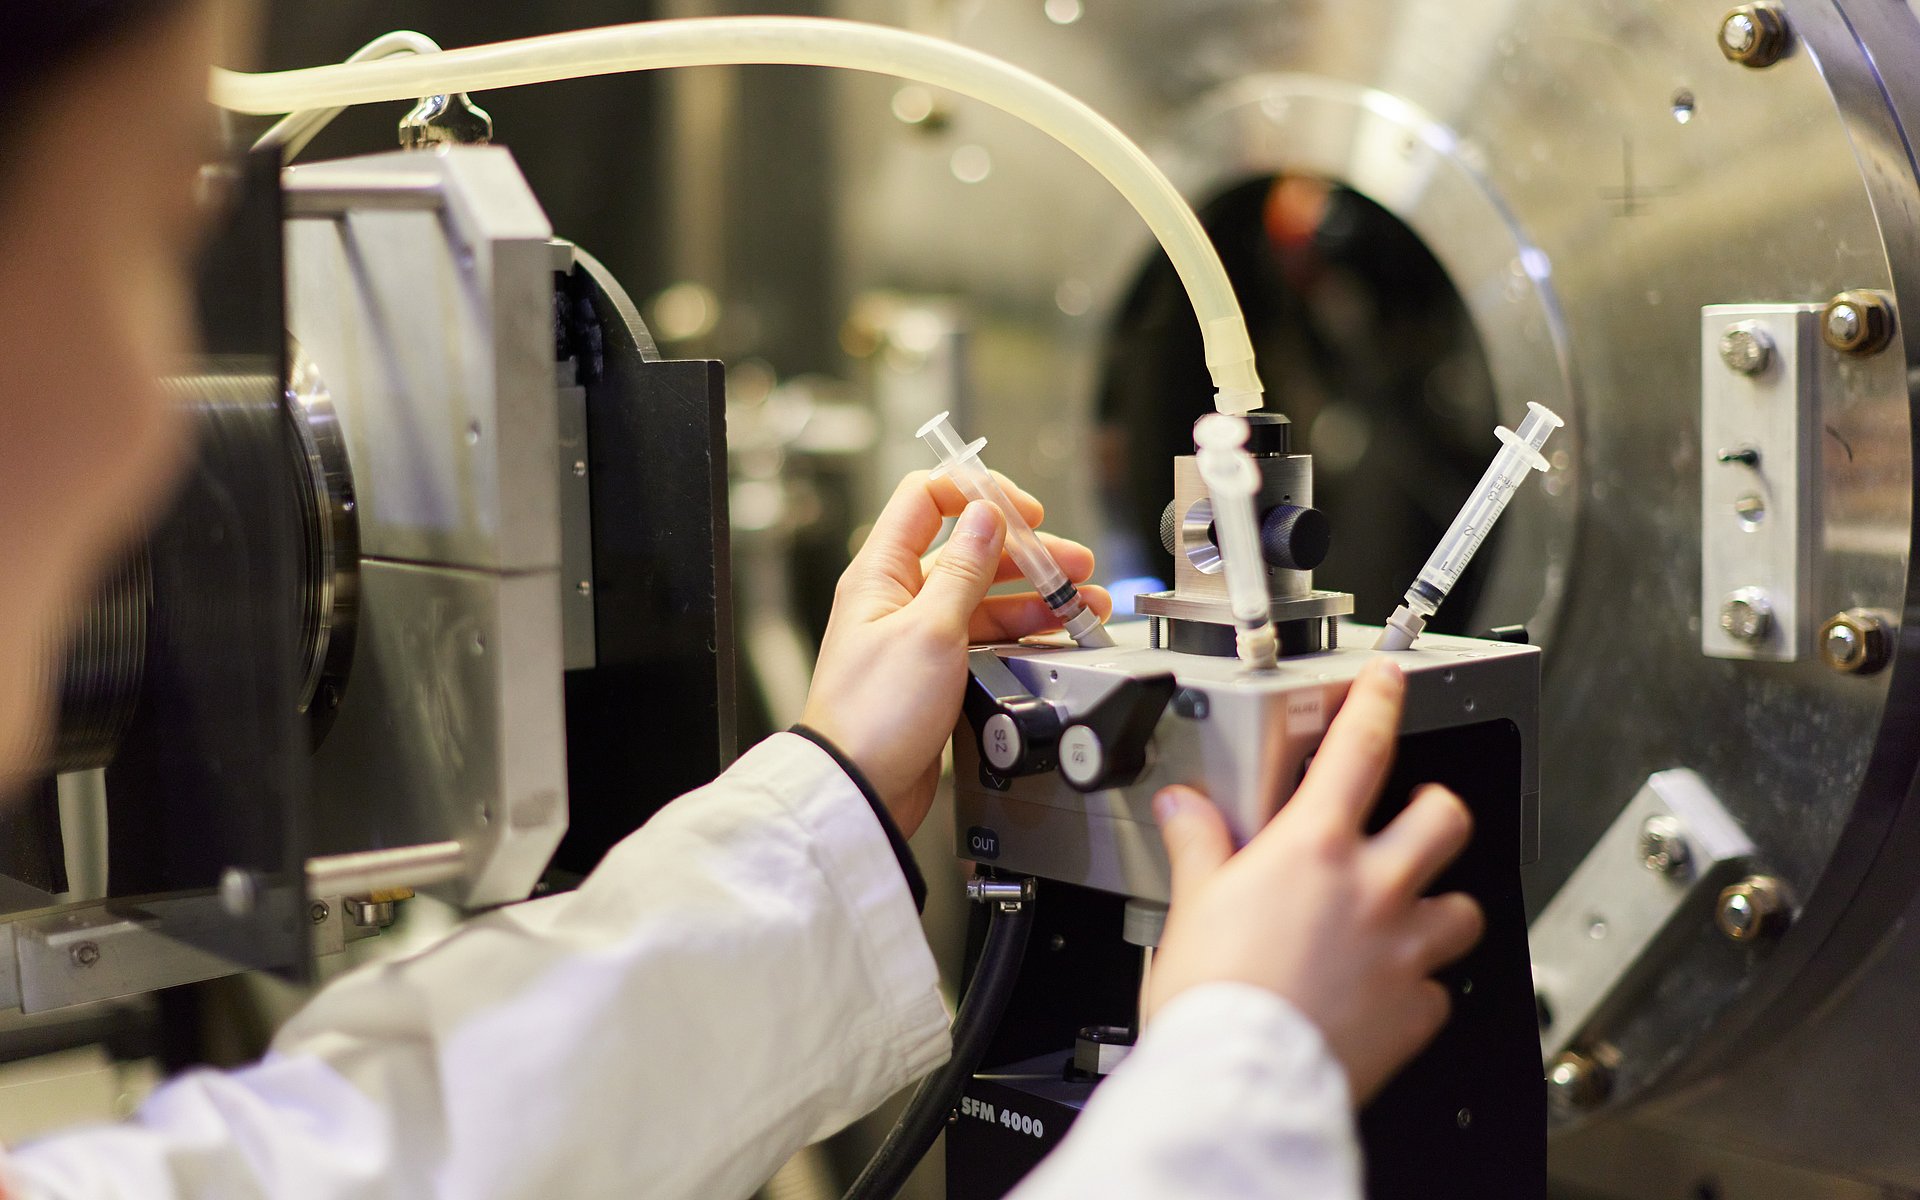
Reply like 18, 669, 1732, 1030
252, 30, 446, 161
842, 885, 1035, 1200
210, 17, 1263, 412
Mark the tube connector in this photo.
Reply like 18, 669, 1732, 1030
967, 877, 1035, 911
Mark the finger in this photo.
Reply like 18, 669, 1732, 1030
926, 470, 1045, 528
988, 532, 1096, 585
845, 472, 948, 599
1285, 659, 1407, 835
1402, 893, 1485, 974
849, 471, 1046, 599
909, 501, 1007, 636
1365, 785, 1473, 900
1155, 786, 1234, 909
967, 586, 1114, 643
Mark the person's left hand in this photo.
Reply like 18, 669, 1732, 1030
800, 470, 1112, 838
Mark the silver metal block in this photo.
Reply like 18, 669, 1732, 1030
1530, 770, 1755, 1063
1699, 304, 1821, 662
308, 560, 567, 908
953, 623, 1539, 903
284, 148, 561, 573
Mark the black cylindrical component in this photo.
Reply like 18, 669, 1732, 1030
1242, 413, 1291, 456
1259, 503, 1331, 571
843, 885, 1036, 1200
47, 550, 152, 774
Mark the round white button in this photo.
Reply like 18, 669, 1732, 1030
1059, 725, 1105, 788
982, 713, 1023, 771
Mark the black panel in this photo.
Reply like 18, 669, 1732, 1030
555, 259, 735, 876
953, 720, 1544, 1200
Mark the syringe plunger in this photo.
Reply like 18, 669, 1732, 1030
917, 411, 1115, 648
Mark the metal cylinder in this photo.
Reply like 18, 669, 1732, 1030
46, 364, 358, 772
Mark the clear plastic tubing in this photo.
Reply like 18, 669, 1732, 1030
1193, 414, 1278, 670
1377, 402, 1564, 651
919, 412, 1114, 649
251, 30, 446, 162
209, 17, 1264, 413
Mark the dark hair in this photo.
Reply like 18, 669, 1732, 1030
0, 1, 187, 138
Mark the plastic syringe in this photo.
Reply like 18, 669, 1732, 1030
919, 411, 1115, 648
1376, 402, 1564, 651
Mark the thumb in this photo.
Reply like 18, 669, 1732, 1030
1155, 786, 1234, 906
912, 501, 1006, 634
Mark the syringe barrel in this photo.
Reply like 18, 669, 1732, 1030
1414, 403, 1562, 598
920, 412, 1077, 600
941, 455, 1073, 598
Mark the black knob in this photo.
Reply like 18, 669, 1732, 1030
1259, 504, 1331, 571
1058, 673, 1178, 794
963, 650, 1064, 786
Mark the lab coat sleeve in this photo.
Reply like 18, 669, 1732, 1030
1010, 983, 1364, 1200
3, 732, 951, 1200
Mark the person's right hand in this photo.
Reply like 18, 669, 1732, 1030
1141, 658, 1484, 1104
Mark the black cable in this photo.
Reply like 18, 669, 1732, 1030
843, 883, 1036, 1200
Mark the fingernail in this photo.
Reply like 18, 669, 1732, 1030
1153, 788, 1188, 823
956, 500, 1000, 540
1366, 658, 1405, 686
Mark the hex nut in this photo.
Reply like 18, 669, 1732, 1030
1822, 290, 1896, 356
1547, 1051, 1613, 1112
1819, 610, 1891, 675
1719, 4, 1789, 67
1718, 323, 1773, 375
1638, 815, 1691, 876
1716, 876, 1791, 942
1719, 588, 1773, 644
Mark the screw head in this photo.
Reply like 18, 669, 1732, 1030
1547, 1051, 1612, 1112
1719, 5, 1788, 67
1819, 610, 1890, 674
1718, 323, 1773, 375
70, 941, 100, 968
1734, 494, 1766, 527
309, 900, 332, 925
1638, 815, 1691, 876
1716, 875, 1791, 942
1822, 290, 1896, 355
1719, 588, 1773, 644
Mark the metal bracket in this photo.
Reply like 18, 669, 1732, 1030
1700, 304, 1820, 661
1530, 769, 1755, 1061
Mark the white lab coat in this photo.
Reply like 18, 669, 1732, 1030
3, 733, 1362, 1199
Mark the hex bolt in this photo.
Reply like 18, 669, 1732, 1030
1716, 875, 1791, 942
1719, 4, 1789, 68
1718, 322, 1773, 375
70, 941, 100, 969
1819, 610, 1891, 675
309, 900, 332, 925
1547, 1050, 1612, 1112
1719, 588, 1773, 644
1638, 815, 1691, 876
1822, 290, 1896, 356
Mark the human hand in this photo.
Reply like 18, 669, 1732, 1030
1142, 659, 1483, 1103
800, 470, 1112, 838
